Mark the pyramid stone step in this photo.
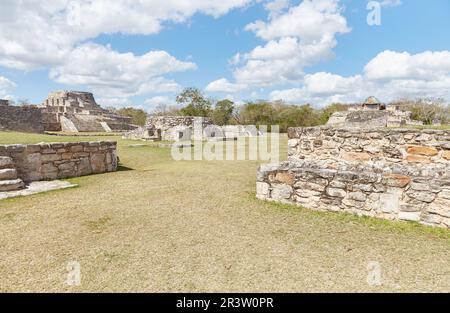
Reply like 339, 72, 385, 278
0, 168, 18, 180
0, 156, 14, 169
0, 179, 25, 192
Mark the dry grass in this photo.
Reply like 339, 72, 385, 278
0, 131, 449, 292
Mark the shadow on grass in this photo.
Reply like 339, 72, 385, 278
117, 165, 134, 172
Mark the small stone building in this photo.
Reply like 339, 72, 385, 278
327, 97, 422, 128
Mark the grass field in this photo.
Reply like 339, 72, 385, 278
0, 131, 449, 292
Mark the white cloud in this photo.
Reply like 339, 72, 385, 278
144, 95, 176, 107
207, 0, 350, 92
0, 76, 16, 99
246, 0, 349, 41
49, 43, 195, 102
0, 0, 254, 70
205, 78, 247, 93
270, 50, 450, 106
364, 50, 450, 81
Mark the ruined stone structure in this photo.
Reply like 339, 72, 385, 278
0, 100, 44, 133
327, 97, 423, 128
0, 141, 117, 192
123, 116, 213, 141
123, 116, 261, 141
257, 127, 450, 229
41, 91, 136, 132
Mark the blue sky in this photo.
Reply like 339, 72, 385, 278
0, 0, 449, 110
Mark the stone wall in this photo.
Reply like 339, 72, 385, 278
0, 141, 117, 182
257, 160, 450, 228
146, 116, 213, 141
257, 126, 450, 229
0, 105, 44, 133
327, 109, 423, 128
288, 127, 450, 165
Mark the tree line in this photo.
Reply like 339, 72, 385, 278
111, 88, 449, 131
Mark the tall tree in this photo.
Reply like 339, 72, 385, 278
212, 99, 234, 125
177, 88, 212, 117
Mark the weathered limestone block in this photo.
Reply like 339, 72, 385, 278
268, 171, 295, 186
406, 155, 431, 164
405, 190, 436, 203
407, 146, 439, 156
325, 187, 347, 198
256, 182, 270, 199
0, 168, 17, 180
398, 211, 421, 222
0, 156, 14, 169
383, 174, 411, 188
341, 151, 371, 162
271, 184, 293, 201
90, 153, 106, 173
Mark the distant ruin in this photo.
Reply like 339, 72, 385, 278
0, 99, 44, 133
40, 91, 137, 132
0, 91, 137, 134
123, 115, 262, 141
327, 96, 423, 128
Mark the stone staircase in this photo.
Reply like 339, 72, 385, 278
0, 156, 25, 192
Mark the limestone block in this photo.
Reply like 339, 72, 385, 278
77, 157, 92, 176
406, 155, 431, 164
325, 187, 346, 198
379, 189, 402, 213
341, 151, 371, 162
62, 153, 73, 160
0, 168, 17, 180
407, 146, 438, 156
427, 199, 450, 218
383, 174, 411, 188
40, 163, 58, 180
348, 191, 367, 202
0, 156, 13, 169
90, 153, 106, 173
268, 171, 295, 186
271, 184, 293, 200
71, 145, 84, 153
41, 154, 61, 162
443, 151, 450, 160
398, 211, 421, 222
256, 182, 269, 197
406, 190, 436, 203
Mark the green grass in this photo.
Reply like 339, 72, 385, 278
0, 131, 449, 292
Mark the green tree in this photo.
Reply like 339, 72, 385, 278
116, 107, 147, 126
319, 103, 348, 124
177, 88, 212, 117
212, 99, 234, 125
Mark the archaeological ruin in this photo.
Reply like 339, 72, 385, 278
327, 96, 424, 128
0, 91, 137, 134
40, 91, 137, 132
123, 115, 262, 141
257, 125, 450, 229
0, 141, 117, 193
0, 99, 44, 133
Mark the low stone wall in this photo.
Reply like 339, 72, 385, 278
0, 141, 117, 182
257, 160, 450, 229
0, 105, 44, 133
288, 127, 450, 165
